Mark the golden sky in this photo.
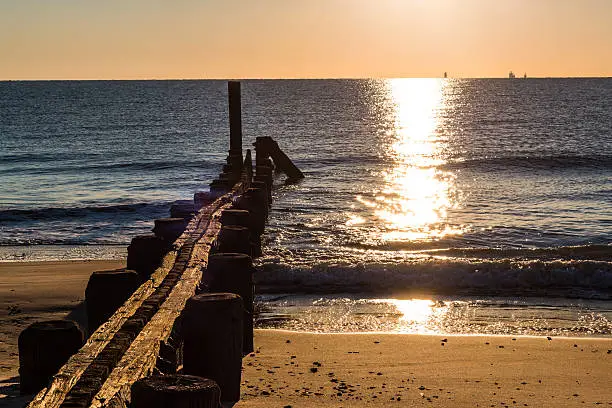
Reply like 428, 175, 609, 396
1, 0, 611, 79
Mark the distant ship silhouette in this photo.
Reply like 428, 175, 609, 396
509, 71, 516, 79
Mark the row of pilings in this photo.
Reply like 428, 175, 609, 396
21, 139, 278, 406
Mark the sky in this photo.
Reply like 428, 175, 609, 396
1, 0, 611, 80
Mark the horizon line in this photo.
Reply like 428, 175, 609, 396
1, 75, 611, 82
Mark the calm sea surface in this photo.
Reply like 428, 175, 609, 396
1, 79, 611, 336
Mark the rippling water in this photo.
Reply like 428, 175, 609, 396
1, 79, 611, 335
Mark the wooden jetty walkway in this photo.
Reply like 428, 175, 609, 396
19, 81, 303, 407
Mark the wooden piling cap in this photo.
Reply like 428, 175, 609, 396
133, 374, 220, 393
220, 225, 249, 232
209, 252, 250, 260
217, 226, 250, 248
90, 268, 139, 278
21, 320, 82, 333
208, 253, 253, 273
188, 292, 242, 304
86, 269, 140, 301
184, 293, 244, 318
19, 319, 84, 347
131, 374, 221, 407
221, 209, 249, 216
87, 269, 140, 290
244, 188, 268, 206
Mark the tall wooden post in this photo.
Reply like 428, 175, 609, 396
19, 320, 84, 394
182, 293, 243, 403
228, 81, 243, 171
206, 253, 255, 354
85, 269, 141, 334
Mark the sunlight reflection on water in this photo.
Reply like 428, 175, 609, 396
257, 295, 612, 336
352, 78, 466, 245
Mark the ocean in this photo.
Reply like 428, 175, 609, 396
1, 78, 611, 336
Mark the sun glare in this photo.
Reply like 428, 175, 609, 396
356, 78, 465, 243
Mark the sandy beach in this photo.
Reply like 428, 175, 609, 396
237, 330, 612, 407
1, 261, 610, 407
0, 260, 125, 404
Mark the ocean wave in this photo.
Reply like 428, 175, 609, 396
0, 152, 102, 163
0, 201, 172, 223
441, 154, 612, 172
289, 154, 612, 172
0, 159, 213, 175
341, 243, 612, 262
0, 237, 132, 246
297, 155, 382, 167
255, 257, 612, 300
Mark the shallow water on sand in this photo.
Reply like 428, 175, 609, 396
255, 294, 612, 337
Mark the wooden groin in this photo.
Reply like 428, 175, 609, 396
26, 158, 251, 407
19, 81, 303, 407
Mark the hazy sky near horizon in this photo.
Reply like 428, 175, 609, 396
1, 0, 611, 79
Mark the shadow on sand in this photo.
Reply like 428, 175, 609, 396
0, 376, 34, 407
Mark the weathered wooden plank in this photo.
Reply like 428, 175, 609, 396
27, 250, 178, 408
27, 182, 245, 407
91, 203, 230, 407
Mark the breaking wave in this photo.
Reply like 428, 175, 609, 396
255, 256, 612, 300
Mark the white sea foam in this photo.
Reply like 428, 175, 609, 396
255, 257, 612, 299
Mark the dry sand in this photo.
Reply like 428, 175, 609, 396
237, 332, 612, 407
0, 260, 124, 404
237, 330, 612, 407
1, 261, 611, 408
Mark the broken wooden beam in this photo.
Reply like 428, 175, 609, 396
253, 136, 304, 181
